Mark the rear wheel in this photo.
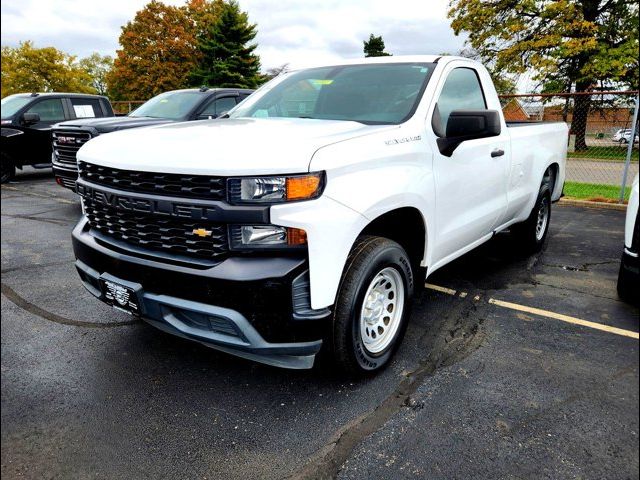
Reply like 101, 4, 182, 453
512, 183, 552, 253
332, 236, 414, 375
1, 153, 15, 183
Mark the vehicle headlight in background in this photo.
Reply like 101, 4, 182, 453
228, 172, 324, 204
229, 225, 307, 249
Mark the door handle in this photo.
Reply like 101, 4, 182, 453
491, 149, 505, 158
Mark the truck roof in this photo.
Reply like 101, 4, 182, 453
164, 87, 255, 95
8, 92, 109, 99
286, 55, 469, 71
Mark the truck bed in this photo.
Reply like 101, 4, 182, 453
506, 121, 566, 127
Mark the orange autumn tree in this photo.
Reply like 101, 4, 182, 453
107, 1, 200, 100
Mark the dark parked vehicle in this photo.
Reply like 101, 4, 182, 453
52, 88, 253, 190
1, 93, 113, 183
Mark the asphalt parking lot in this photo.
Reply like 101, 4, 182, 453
2, 168, 639, 480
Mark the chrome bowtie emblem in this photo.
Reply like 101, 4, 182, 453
192, 228, 212, 237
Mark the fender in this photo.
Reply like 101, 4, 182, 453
274, 125, 438, 309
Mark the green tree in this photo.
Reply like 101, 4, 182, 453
363, 34, 392, 57
189, 0, 261, 88
79, 53, 113, 96
448, 0, 639, 150
1, 41, 94, 97
106, 0, 199, 100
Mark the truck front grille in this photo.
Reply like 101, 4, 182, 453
53, 130, 93, 168
83, 199, 228, 262
78, 161, 227, 201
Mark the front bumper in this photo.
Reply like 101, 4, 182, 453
52, 161, 78, 191
72, 217, 328, 369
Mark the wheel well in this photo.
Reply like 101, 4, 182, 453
545, 163, 559, 194
360, 207, 426, 272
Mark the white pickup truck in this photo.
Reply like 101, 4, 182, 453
72, 56, 567, 373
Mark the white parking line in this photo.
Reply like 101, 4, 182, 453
425, 283, 639, 340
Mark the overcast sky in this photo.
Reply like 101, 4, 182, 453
0, 0, 467, 71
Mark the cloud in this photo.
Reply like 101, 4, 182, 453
1, 0, 466, 70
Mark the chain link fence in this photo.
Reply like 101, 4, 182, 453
500, 91, 639, 203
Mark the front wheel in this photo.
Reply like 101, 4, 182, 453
512, 184, 551, 253
332, 236, 414, 375
1, 154, 15, 183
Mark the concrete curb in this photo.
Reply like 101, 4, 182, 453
557, 198, 627, 211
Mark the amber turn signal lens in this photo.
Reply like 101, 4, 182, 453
287, 227, 307, 246
286, 174, 322, 201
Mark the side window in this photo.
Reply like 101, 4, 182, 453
433, 68, 486, 136
70, 97, 103, 118
25, 98, 65, 122
200, 96, 238, 117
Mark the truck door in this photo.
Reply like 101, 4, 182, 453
19, 97, 67, 166
429, 65, 510, 262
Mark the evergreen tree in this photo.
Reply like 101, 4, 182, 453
363, 34, 392, 57
190, 0, 261, 88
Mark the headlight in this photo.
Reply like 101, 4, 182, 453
229, 225, 307, 250
228, 172, 324, 204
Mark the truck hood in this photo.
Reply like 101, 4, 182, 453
54, 116, 175, 133
77, 118, 396, 175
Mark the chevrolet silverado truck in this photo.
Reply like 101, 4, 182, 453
72, 56, 567, 373
52, 87, 253, 189
1, 92, 113, 183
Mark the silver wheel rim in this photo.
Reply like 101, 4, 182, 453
359, 267, 405, 354
536, 196, 549, 241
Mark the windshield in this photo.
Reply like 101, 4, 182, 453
1, 95, 32, 119
129, 91, 204, 120
229, 63, 434, 125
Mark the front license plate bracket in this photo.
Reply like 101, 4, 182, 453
99, 274, 143, 316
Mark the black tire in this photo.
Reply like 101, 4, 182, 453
1, 153, 15, 183
512, 183, 552, 253
331, 235, 414, 375
617, 256, 638, 305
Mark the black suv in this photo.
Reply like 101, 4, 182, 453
1, 93, 113, 183
52, 88, 253, 190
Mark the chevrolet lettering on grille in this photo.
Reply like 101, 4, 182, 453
76, 183, 221, 220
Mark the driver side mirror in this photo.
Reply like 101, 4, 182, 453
22, 112, 41, 125
436, 110, 501, 156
